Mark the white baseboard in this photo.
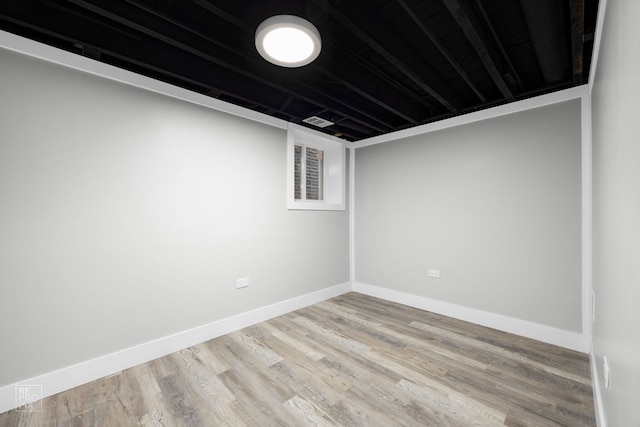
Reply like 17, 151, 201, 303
0, 282, 352, 415
1, 281, 592, 415
352, 282, 590, 353
590, 341, 607, 427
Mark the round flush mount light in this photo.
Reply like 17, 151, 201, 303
255, 15, 321, 67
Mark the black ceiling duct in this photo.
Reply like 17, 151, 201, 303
519, 0, 570, 83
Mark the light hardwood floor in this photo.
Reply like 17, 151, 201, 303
0, 293, 595, 426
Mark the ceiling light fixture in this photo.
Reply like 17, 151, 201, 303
255, 15, 321, 67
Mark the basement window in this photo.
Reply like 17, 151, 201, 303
287, 123, 345, 210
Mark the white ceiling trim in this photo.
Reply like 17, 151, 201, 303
352, 85, 589, 149
588, 0, 609, 95
0, 30, 288, 131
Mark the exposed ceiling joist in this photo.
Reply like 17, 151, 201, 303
328, 38, 437, 114
472, 0, 524, 90
397, 0, 487, 103
315, 0, 460, 113
191, 0, 251, 33
442, 0, 515, 101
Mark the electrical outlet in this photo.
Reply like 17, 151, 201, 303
603, 356, 610, 389
428, 269, 441, 278
236, 277, 250, 289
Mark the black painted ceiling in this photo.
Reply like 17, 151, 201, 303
0, 0, 599, 141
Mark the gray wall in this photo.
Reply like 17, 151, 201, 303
0, 48, 349, 386
355, 100, 582, 331
591, 0, 640, 424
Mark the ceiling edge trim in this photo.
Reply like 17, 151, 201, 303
588, 0, 609, 95
352, 85, 589, 149
0, 30, 288, 131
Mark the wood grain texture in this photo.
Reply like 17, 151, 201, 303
0, 293, 595, 426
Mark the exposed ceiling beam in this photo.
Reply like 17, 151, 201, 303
191, 0, 251, 32
279, 97, 294, 113
472, 0, 524, 90
315, 0, 460, 113
570, 0, 585, 82
321, 69, 419, 125
441, 0, 515, 101
328, 38, 437, 114
396, 0, 487, 103
41, 0, 143, 41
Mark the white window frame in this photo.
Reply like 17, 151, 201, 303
287, 123, 346, 210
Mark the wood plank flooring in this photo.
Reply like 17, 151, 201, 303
0, 293, 595, 426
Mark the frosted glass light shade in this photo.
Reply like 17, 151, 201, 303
255, 15, 321, 67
